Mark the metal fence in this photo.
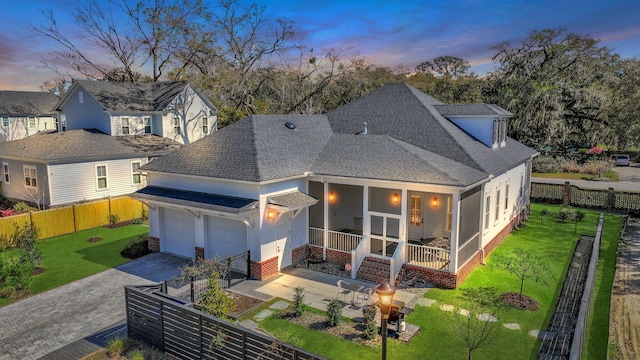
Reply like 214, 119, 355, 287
167, 251, 251, 303
125, 284, 325, 360
531, 182, 640, 214
527, 211, 600, 237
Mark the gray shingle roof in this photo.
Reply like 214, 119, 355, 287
141, 83, 537, 187
131, 186, 257, 214
141, 114, 332, 181
0, 129, 181, 162
268, 190, 318, 209
433, 104, 512, 116
62, 80, 216, 113
0, 91, 58, 116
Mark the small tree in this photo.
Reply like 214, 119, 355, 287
326, 298, 342, 327
453, 287, 504, 360
292, 287, 306, 317
199, 272, 235, 319
491, 248, 552, 300
362, 303, 378, 340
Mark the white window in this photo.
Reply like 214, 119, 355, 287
202, 117, 208, 133
79, 91, 84, 104
24, 165, 37, 189
96, 165, 108, 189
505, 184, 510, 211
173, 117, 181, 135
500, 119, 507, 143
492, 120, 499, 144
410, 194, 421, 226
3, 162, 9, 183
122, 118, 130, 135
484, 195, 491, 230
28, 117, 36, 129
60, 115, 67, 131
2, 117, 8, 127
143, 117, 151, 134
495, 190, 500, 222
131, 162, 141, 184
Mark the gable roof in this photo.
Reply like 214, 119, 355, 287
56, 80, 217, 113
433, 104, 512, 117
141, 83, 537, 187
0, 91, 58, 116
0, 129, 181, 162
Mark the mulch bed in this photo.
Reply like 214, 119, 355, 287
227, 292, 264, 317
88, 236, 103, 242
279, 310, 378, 346
500, 292, 539, 310
33, 267, 45, 275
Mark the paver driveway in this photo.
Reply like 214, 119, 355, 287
0, 253, 190, 360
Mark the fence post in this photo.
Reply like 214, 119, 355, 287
607, 187, 615, 210
563, 181, 571, 205
190, 276, 195, 303
247, 250, 251, 279
227, 257, 232, 288
162, 280, 167, 294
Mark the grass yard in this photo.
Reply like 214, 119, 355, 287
256, 204, 622, 360
533, 170, 619, 181
0, 225, 148, 307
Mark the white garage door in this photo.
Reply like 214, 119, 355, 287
205, 215, 247, 259
161, 207, 196, 258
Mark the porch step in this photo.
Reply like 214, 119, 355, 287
356, 257, 391, 284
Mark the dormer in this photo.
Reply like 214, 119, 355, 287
433, 104, 512, 149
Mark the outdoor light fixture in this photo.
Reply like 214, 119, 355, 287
392, 193, 399, 204
375, 281, 396, 360
329, 191, 336, 203
432, 196, 439, 208
267, 209, 278, 221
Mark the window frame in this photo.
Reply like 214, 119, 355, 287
23, 165, 37, 189
28, 117, 36, 129
173, 117, 181, 135
2, 162, 9, 183
504, 183, 510, 212
495, 189, 501, 223
143, 117, 151, 134
2, 116, 8, 127
484, 195, 491, 230
131, 161, 142, 185
96, 164, 108, 190
202, 116, 208, 133
121, 117, 130, 135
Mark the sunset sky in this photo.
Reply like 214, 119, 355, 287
2, 0, 639, 91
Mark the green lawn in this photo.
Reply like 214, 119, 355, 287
533, 170, 619, 181
256, 204, 622, 360
0, 225, 148, 307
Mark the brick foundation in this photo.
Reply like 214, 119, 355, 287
326, 249, 351, 267
250, 256, 279, 280
292, 245, 308, 265
399, 264, 457, 289
148, 236, 160, 252
195, 246, 205, 260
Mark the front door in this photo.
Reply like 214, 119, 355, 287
370, 213, 400, 257
408, 193, 425, 242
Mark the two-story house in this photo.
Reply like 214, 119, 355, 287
0, 91, 59, 141
132, 83, 538, 288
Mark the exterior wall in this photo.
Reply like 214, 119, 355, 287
479, 163, 528, 249
61, 86, 111, 134
109, 113, 156, 136
160, 86, 217, 145
0, 159, 50, 206
147, 172, 258, 200
0, 115, 57, 141
250, 256, 279, 280
48, 157, 147, 206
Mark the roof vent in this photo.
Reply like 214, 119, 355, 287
284, 121, 296, 130
355, 122, 368, 135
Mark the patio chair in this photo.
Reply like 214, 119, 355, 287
356, 287, 373, 305
336, 280, 351, 303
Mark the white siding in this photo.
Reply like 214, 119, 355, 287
0, 159, 50, 206
147, 172, 258, 200
0, 115, 57, 141
48, 157, 147, 206
161, 86, 217, 144
60, 86, 112, 134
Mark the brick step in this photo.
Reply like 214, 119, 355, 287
356, 257, 390, 284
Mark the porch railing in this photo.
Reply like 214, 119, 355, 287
405, 244, 450, 270
309, 227, 361, 253
389, 241, 406, 283
350, 235, 369, 280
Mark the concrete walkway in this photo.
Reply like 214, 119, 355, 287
0, 253, 190, 360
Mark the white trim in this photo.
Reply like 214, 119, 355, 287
95, 164, 109, 190
23, 165, 37, 189
131, 161, 142, 185
2, 162, 9, 183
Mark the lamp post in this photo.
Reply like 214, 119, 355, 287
375, 281, 396, 360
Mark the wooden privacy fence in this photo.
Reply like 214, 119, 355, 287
126, 284, 325, 360
531, 181, 640, 213
0, 196, 146, 240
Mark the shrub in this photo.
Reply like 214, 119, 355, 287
560, 159, 582, 173
106, 336, 126, 357
120, 235, 151, 259
199, 273, 235, 319
532, 155, 561, 173
0, 285, 16, 298
292, 287, 306, 317
362, 304, 377, 340
0, 209, 18, 217
108, 214, 120, 226
326, 298, 342, 327
12, 202, 30, 213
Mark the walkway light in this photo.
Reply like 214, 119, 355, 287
375, 281, 396, 360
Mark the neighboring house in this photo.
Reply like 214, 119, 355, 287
133, 83, 538, 288
0, 91, 59, 141
0, 129, 181, 207
56, 80, 218, 145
